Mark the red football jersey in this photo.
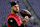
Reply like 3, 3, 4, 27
7, 13, 22, 27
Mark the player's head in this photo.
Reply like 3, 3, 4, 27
10, 1, 19, 13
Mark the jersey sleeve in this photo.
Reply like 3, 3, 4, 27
8, 18, 24, 27
8, 18, 18, 27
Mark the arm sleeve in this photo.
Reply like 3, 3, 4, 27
19, 24, 24, 27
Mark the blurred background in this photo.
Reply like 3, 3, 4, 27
0, 0, 40, 27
